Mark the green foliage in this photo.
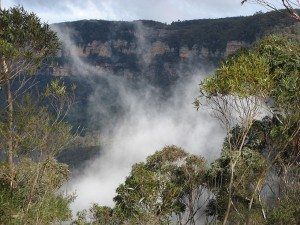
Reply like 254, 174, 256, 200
254, 36, 300, 114
80, 146, 208, 225
267, 188, 300, 225
0, 6, 60, 76
0, 158, 73, 224
0, 95, 75, 224
0, 39, 17, 57
0, 6, 74, 224
90, 204, 120, 225
197, 35, 300, 113
201, 52, 271, 97
113, 146, 207, 224
197, 34, 300, 225
205, 132, 267, 223
45, 79, 67, 97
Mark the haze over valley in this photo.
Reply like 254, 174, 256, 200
49, 11, 299, 212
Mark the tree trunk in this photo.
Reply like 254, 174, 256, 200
1, 57, 14, 188
222, 162, 235, 225
5, 79, 14, 188
188, 192, 195, 225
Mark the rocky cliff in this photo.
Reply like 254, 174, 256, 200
52, 10, 297, 87
45, 11, 300, 165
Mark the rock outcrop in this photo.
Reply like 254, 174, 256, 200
52, 11, 297, 85
225, 41, 247, 56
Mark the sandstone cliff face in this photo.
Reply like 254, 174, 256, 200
54, 37, 243, 77
55, 40, 238, 78
150, 41, 170, 56
57, 38, 234, 63
53, 12, 297, 83
225, 41, 247, 57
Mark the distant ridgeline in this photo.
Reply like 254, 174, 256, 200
50, 10, 299, 87
41, 10, 299, 167
39, 10, 299, 132
29, 10, 299, 133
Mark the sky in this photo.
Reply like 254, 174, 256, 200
2, 0, 270, 24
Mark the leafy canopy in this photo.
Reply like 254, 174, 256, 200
0, 6, 60, 78
198, 35, 300, 114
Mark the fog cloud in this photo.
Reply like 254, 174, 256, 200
69, 75, 225, 211
52, 24, 225, 214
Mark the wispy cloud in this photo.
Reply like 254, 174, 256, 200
52, 24, 225, 212
4, 0, 267, 23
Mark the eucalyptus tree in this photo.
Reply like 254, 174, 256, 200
196, 35, 300, 224
113, 146, 208, 225
0, 6, 76, 224
76, 146, 209, 225
0, 6, 60, 187
241, 0, 300, 21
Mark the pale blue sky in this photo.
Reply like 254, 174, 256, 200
2, 0, 273, 23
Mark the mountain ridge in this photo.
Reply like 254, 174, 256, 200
51, 10, 299, 88
45, 11, 300, 166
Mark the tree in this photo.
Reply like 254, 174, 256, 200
241, 0, 300, 21
196, 35, 300, 224
195, 50, 266, 225
0, 6, 60, 187
205, 123, 268, 225
0, 6, 76, 224
0, 89, 76, 224
77, 146, 209, 225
